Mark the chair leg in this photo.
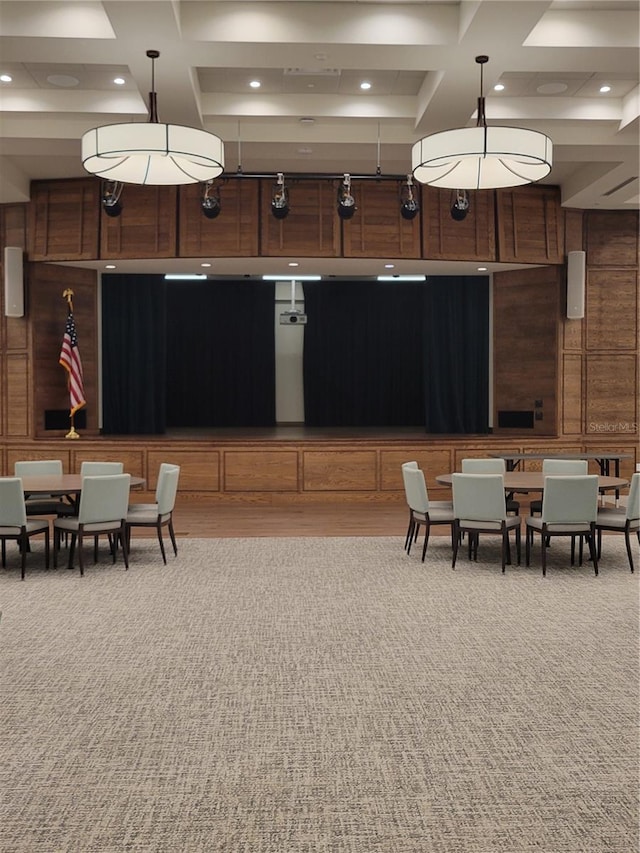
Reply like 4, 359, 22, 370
1, 538, 6, 568
77, 533, 85, 576
168, 518, 178, 557
44, 529, 50, 570
156, 522, 167, 565
420, 523, 431, 563
541, 534, 548, 577
525, 527, 531, 566
19, 532, 27, 580
120, 524, 129, 569
624, 531, 634, 573
452, 521, 460, 568
586, 532, 598, 576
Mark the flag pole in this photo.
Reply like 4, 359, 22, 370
62, 289, 80, 439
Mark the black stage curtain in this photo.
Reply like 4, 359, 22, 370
165, 281, 276, 427
423, 276, 490, 434
302, 277, 489, 433
302, 281, 425, 426
102, 274, 167, 434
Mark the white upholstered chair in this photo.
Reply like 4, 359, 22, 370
529, 459, 588, 515
80, 461, 124, 476
126, 463, 180, 564
595, 472, 639, 573
14, 459, 70, 517
402, 465, 455, 562
525, 475, 599, 577
451, 473, 521, 572
460, 458, 520, 514
0, 478, 50, 580
53, 474, 131, 576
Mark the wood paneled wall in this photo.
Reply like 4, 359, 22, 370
0, 435, 636, 503
20, 177, 565, 266
1, 183, 638, 502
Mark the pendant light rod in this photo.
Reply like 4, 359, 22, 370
146, 49, 160, 123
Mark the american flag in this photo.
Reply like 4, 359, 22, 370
59, 309, 86, 415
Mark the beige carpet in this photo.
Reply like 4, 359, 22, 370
1, 534, 638, 853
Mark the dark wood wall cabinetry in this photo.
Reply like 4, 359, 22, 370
178, 179, 259, 258
342, 180, 421, 259
1, 182, 638, 502
29, 179, 100, 261
493, 265, 562, 436
421, 186, 496, 261
496, 185, 564, 264
259, 178, 340, 257
100, 185, 178, 259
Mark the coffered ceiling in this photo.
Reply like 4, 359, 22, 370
0, 0, 638, 219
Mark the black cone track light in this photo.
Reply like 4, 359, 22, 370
400, 174, 420, 220
201, 179, 221, 219
101, 180, 123, 217
450, 188, 470, 221
271, 172, 290, 219
337, 173, 356, 219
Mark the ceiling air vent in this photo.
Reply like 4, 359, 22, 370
603, 176, 638, 197
284, 68, 341, 76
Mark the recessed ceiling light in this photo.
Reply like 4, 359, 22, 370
298, 147, 313, 155
536, 82, 568, 95
360, 81, 372, 91
599, 85, 611, 93
200, 262, 212, 268
249, 80, 261, 89
113, 77, 125, 85
384, 264, 395, 269
46, 74, 80, 88
288, 262, 299, 267
299, 117, 315, 125
477, 267, 488, 271
0, 74, 12, 83
493, 83, 505, 92
105, 264, 116, 270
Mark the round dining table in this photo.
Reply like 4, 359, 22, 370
20, 474, 146, 510
20, 474, 146, 495
435, 471, 628, 494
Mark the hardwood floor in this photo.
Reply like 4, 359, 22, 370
167, 495, 538, 538
170, 500, 410, 538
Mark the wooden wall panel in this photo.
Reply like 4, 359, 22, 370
380, 448, 452, 491
422, 187, 496, 261
303, 450, 377, 491
148, 449, 220, 492
224, 450, 298, 491
493, 266, 561, 435
562, 354, 583, 435
342, 180, 421, 259
260, 179, 340, 257
5, 314, 28, 351
178, 179, 259, 258
29, 264, 99, 437
496, 185, 564, 264
71, 449, 145, 476
6, 353, 30, 436
1, 203, 28, 250
29, 179, 100, 260
585, 269, 638, 351
564, 208, 585, 254
100, 185, 178, 258
586, 210, 639, 266
585, 355, 637, 435
7, 446, 72, 472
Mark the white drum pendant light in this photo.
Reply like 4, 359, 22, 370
412, 55, 552, 190
82, 50, 224, 185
